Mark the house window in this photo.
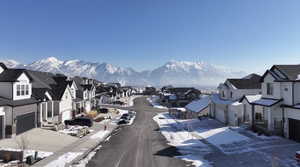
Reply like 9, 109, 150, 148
255, 113, 263, 121
267, 83, 273, 95
21, 85, 25, 95
25, 85, 29, 95
17, 85, 21, 96
284, 88, 288, 91
222, 91, 225, 97
230, 92, 233, 98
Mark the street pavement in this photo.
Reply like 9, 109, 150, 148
87, 96, 188, 167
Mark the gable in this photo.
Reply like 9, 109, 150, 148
61, 85, 72, 101
16, 73, 30, 83
263, 72, 276, 83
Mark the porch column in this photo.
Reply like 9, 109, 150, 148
250, 104, 254, 129
267, 107, 273, 131
45, 102, 48, 121
40, 103, 43, 123
52, 101, 54, 118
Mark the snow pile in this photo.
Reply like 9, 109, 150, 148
147, 96, 168, 109
90, 130, 110, 140
72, 145, 102, 167
45, 152, 83, 167
153, 113, 212, 167
185, 96, 210, 112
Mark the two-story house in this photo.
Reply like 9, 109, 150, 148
27, 71, 75, 126
210, 74, 261, 125
241, 65, 300, 140
0, 64, 39, 138
73, 76, 96, 113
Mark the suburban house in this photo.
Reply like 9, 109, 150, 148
160, 87, 201, 107
0, 64, 39, 138
240, 65, 300, 141
73, 76, 96, 113
210, 74, 261, 126
27, 71, 75, 126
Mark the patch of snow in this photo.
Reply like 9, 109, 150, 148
197, 127, 250, 146
90, 130, 110, 140
72, 145, 102, 167
252, 98, 281, 106
0, 148, 53, 160
45, 152, 83, 167
153, 113, 212, 167
244, 94, 262, 103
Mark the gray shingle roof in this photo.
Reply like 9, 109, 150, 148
273, 65, 300, 80
227, 74, 261, 89
0, 69, 31, 82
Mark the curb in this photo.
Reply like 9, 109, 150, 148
68, 125, 118, 167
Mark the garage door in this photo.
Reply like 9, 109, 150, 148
215, 105, 226, 123
16, 112, 35, 135
289, 118, 300, 142
228, 110, 236, 126
0, 116, 3, 139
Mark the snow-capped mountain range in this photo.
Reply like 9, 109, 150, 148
0, 57, 246, 87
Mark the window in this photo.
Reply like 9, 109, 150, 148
17, 85, 21, 96
222, 91, 225, 97
25, 85, 29, 95
230, 92, 233, 98
21, 85, 25, 95
284, 88, 288, 91
267, 83, 273, 95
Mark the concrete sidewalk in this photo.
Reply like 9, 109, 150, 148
32, 120, 118, 167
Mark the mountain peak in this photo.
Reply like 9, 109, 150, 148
0, 58, 246, 86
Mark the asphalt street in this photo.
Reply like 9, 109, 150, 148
87, 96, 188, 167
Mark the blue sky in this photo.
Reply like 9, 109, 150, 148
0, 0, 300, 72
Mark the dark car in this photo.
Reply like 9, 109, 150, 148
98, 108, 109, 113
112, 101, 125, 105
120, 115, 130, 120
64, 117, 94, 127
117, 119, 129, 125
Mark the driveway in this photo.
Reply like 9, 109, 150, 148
87, 96, 189, 167
0, 128, 78, 152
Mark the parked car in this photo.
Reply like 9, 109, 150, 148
98, 108, 109, 113
112, 101, 125, 105
64, 117, 94, 127
118, 119, 129, 125
120, 114, 130, 120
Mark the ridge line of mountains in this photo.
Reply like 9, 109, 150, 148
1, 57, 246, 88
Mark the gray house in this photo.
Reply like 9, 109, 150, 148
0, 63, 38, 138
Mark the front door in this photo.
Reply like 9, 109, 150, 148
289, 118, 300, 142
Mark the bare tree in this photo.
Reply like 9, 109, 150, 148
15, 135, 29, 163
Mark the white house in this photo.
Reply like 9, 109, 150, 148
210, 74, 262, 126
241, 65, 300, 140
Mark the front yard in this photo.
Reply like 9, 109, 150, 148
154, 112, 300, 167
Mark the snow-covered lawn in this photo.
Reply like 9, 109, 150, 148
147, 95, 168, 109
45, 152, 83, 167
197, 127, 250, 147
153, 113, 212, 167
90, 130, 110, 140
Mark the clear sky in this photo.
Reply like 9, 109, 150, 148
0, 0, 300, 72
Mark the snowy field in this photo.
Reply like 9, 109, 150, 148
147, 96, 168, 109
154, 112, 300, 167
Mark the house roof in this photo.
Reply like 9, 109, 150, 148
0, 97, 38, 107
272, 65, 300, 81
185, 96, 210, 112
241, 95, 282, 107
210, 94, 235, 105
227, 74, 261, 89
0, 69, 32, 82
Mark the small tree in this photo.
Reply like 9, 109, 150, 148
15, 135, 29, 163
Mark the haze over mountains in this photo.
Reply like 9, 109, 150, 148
1, 57, 246, 87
